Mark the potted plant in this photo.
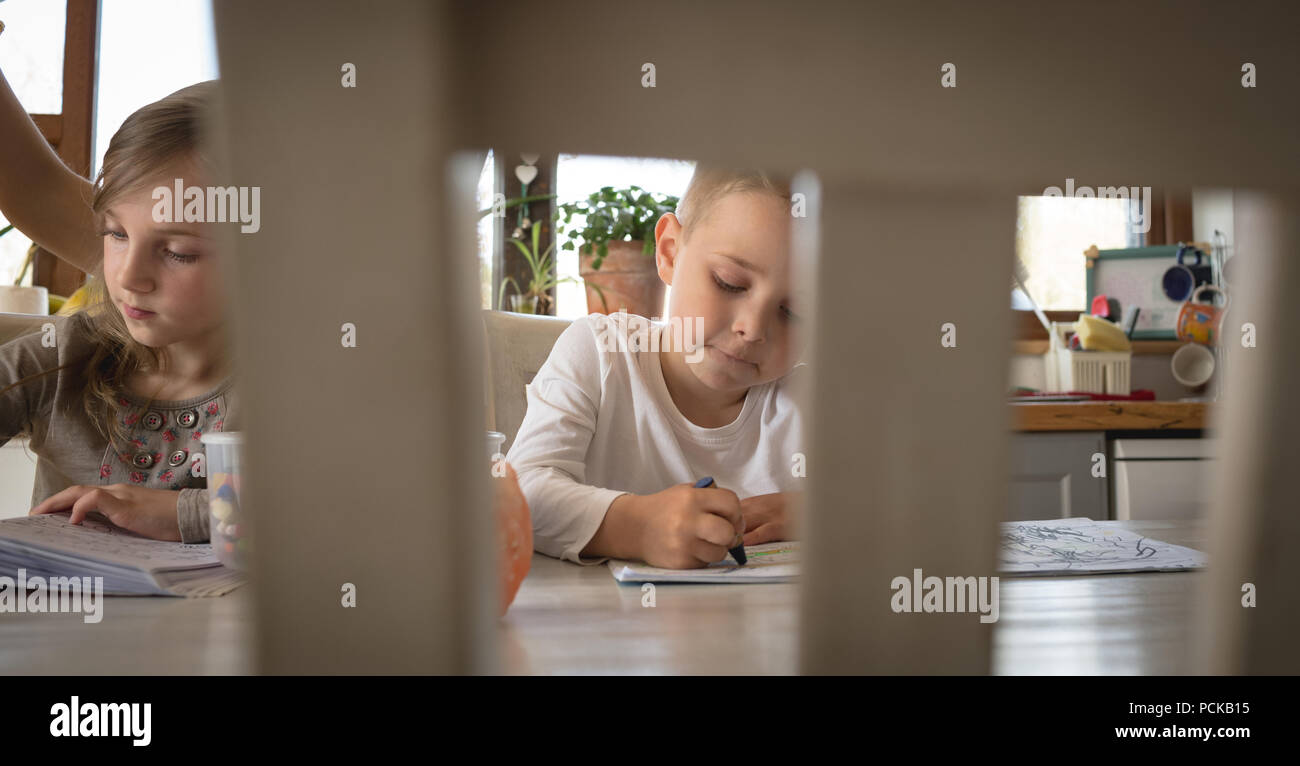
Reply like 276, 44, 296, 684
556, 186, 679, 317
496, 220, 579, 315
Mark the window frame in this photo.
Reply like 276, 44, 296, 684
28, 0, 98, 298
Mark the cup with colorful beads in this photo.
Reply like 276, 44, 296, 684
200, 432, 246, 570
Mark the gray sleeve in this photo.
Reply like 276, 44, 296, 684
0, 319, 62, 447
177, 488, 210, 543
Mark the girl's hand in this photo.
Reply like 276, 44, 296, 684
30, 485, 183, 542
741, 491, 804, 546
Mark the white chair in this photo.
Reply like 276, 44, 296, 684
482, 309, 573, 452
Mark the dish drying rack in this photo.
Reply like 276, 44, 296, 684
1044, 321, 1132, 395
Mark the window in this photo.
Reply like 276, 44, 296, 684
0, 0, 68, 286
553, 154, 696, 319
476, 150, 497, 309
1014, 195, 1142, 311
94, 0, 219, 176
0, 0, 65, 113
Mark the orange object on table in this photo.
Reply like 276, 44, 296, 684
494, 462, 532, 616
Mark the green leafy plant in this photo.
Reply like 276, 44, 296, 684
496, 220, 580, 314
555, 186, 679, 270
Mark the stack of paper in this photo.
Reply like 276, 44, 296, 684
0, 513, 245, 597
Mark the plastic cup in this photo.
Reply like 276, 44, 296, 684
486, 431, 506, 464
200, 432, 246, 570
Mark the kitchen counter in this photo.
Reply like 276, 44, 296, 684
1010, 400, 1209, 432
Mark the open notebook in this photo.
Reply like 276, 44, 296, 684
608, 519, 1207, 583
0, 513, 246, 597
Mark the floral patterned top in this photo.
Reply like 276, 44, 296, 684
0, 312, 239, 543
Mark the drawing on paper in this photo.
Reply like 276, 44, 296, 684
999, 519, 1205, 575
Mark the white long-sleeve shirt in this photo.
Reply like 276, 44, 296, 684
506, 311, 807, 564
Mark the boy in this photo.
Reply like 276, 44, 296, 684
506, 166, 807, 569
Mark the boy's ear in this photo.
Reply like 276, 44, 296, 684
654, 212, 682, 286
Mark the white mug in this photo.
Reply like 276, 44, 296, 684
1171, 343, 1215, 387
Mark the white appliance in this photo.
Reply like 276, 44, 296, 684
1111, 438, 1216, 521
0, 437, 38, 520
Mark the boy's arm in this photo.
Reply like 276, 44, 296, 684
505, 319, 631, 565
579, 492, 648, 561
0, 66, 101, 273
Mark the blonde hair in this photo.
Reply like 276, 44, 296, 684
674, 165, 792, 240
1, 81, 220, 456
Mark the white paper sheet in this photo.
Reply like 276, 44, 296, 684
998, 518, 1207, 575
608, 542, 798, 583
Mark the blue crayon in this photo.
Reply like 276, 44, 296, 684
693, 476, 747, 565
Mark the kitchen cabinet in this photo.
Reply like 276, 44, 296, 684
1007, 431, 1108, 521
1111, 438, 1216, 521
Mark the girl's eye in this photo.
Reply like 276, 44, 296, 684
165, 250, 199, 264
781, 306, 799, 321
100, 229, 127, 241
712, 273, 745, 293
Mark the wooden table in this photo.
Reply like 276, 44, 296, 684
0, 521, 1205, 675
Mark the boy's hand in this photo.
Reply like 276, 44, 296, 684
638, 483, 745, 569
30, 485, 183, 542
741, 491, 803, 546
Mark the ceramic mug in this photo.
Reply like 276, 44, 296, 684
1162, 245, 1212, 302
1176, 285, 1229, 346
1171, 342, 1215, 387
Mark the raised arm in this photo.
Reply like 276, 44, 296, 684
0, 62, 101, 273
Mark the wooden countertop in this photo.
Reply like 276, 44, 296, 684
1010, 400, 1209, 432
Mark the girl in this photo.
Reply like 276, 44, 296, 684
0, 61, 236, 543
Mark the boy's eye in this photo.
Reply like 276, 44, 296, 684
781, 306, 799, 321
165, 250, 199, 264
712, 273, 745, 293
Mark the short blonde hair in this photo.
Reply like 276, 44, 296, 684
675, 165, 791, 239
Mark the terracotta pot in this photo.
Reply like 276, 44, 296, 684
579, 240, 665, 317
